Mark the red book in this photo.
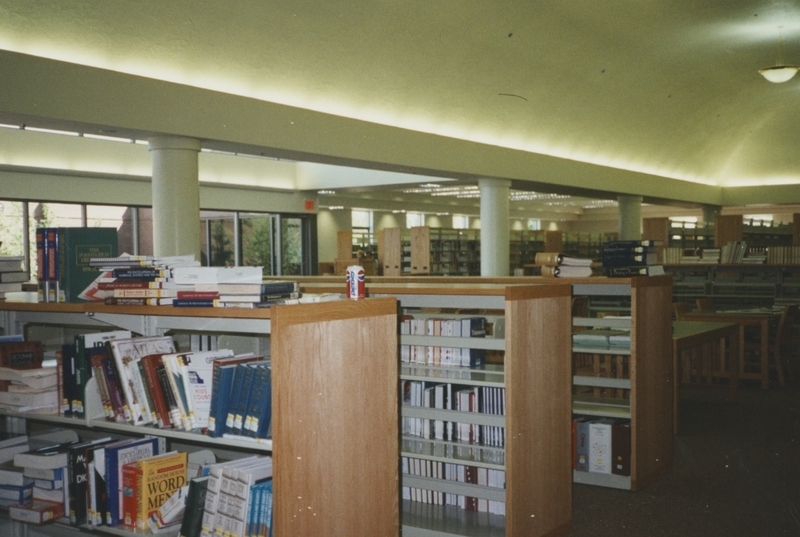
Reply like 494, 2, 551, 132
121, 461, 142, 529
141, 354, 171, 428
0, 341, 44, 369
10, 499, 65, 524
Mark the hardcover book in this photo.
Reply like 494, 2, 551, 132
122, 451, 188, 531
108, 336, 176, 426
9, 498, 64, 524
178, 475, 209, 537
74, 329, 131, 418
56, 227, 118, 302
0, 341, 44, 369
67, 437, 115, 526
103, 436, 166, 526
177, 349, 235, 430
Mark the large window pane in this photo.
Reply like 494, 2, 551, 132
281, 217, 303, 275
240, 214, 273, 272
86, 205, 135, 254
0, 200, 27, 258
201, 211, 235, 266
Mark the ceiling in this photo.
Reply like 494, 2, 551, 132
2, 0, 800, 210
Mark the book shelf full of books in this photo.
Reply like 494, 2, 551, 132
371, 283, 573, 537
570, 276, 673, 491
0, 298, 399, 537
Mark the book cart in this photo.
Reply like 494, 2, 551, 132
0, 299, 399, 537
368, 282, 573, 537
568, 276, 673, 491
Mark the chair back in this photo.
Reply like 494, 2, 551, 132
673, 302, 692, 320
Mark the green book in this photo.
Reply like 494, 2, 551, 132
57, 227, 118, 303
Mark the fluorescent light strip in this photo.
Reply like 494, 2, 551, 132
24, 126, 80, 136
82, 133, 134, 143
0, 123, 20, 129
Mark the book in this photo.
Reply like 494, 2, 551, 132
0, 340, 44, 369
55, 227, 118, 302
540, 265, 593, 278
9, 498, 64, 524
0, 271, 29, 283
0, 482, 33, 503
601, 251, 659, 267
588, 418, 614, 474
108, 336, 176, 425
149, 484, 189, 530
206, 355, 263, 438
60, 344, 78, 416
14, 441, 78, 470
611, 419, 632, 476
0, 366, 57, 390
0, 389, 58, 408
178, 475, 209, 537
140, 353, 172, 428
0, 255, 24, 273
103, 436, 167, 526
242, 366, 272, 439
0, 464, 31, 486
122, 451, 188, 530
74, 329, 132, 418
170, 266, 262, 285
177, 349, 235, 430
534, 252, 593, 266
606, 264, 665, 277
67, 437, 115, 525
574, 417, 591, 472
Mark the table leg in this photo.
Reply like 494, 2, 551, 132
761, 320, 769, 389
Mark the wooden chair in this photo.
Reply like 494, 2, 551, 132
673, 302, 692, 320
696, 298, 715, 311
769, 304, 800, 386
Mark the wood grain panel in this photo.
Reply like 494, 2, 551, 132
545, 230, 563, 253
410, 226, 430, 274
337, 230, 354, 261
381, 227, 402, 276
715, 214, 743, 248
505, 286, 572, 536
272, 298, 398, 537
630, 279, 673, 490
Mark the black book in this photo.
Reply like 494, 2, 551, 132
178, 475, 210, 537
68, 437, 115, 526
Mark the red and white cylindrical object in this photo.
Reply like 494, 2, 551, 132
345, 265, 366, 299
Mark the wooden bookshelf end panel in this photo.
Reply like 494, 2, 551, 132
630, 280, 673, 491
505, 285, 572, 536
272, 298, 399, 537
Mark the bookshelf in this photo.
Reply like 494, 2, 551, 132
0, 299, 399, 537
371, 283, 573, 537
665, 264, 800, 308
409, 227, 481, 276
570, 276, 673, 491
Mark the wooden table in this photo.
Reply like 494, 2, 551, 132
672, 320, 739, 434
679, 309, 780, 390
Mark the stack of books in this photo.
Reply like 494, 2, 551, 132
0, 255, 27, 299
534, 252, 594, 278
601, 240, 665, 277
87, 255, 299, 308
207, 356, 273, 442
719, 241, 748, 264
35, 227, 118, 303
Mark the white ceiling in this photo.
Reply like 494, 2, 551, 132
2, 0, 800, 208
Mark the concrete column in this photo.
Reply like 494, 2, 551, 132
617, 195, 642, 240
702, 205, 721, 225
148, 136, 202, 258
479, 178, 511, 276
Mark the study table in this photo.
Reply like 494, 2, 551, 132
672, 320, 739, 434
678, 308, 781, 390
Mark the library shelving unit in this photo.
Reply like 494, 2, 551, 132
665, 264, 800, 308
409, 227, 481, 276
370, 282, 573, 537
0, 299, 399, 537
568, 276, 673, 491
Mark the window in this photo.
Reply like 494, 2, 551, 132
406, 212, 424, 228
452, 215, 469, 229
527, 219, 541, 231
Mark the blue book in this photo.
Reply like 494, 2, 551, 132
207, 364, 238, 438
243, 366, 272, 439
229, 364, 259, 436
103, 437, 165, 526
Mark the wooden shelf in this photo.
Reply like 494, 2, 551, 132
0, 298, 400, 537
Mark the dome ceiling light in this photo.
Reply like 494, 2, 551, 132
759, 28, 799, 83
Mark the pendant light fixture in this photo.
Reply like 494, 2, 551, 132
759, 27, 799, 83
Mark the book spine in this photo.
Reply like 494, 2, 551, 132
121, 462, 140, 529
142, 356, 171, 428
157, 365, 183, 430
46, 228, 59, 303
172, 299, 216, 308
90, 353, 114, 419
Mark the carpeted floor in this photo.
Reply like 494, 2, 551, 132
569, 382, 800, 536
